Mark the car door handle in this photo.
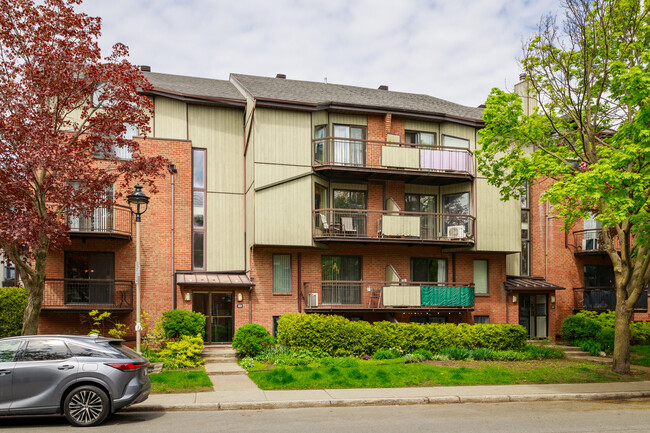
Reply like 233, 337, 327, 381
58, 365, 75, 370
0, 369, 11, 376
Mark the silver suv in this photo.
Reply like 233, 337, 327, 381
0, 335, 150, 427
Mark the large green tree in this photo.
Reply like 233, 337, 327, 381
477, 0, 650, 374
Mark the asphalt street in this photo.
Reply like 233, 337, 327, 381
2, 399, 650, 433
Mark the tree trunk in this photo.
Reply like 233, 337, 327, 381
612, 295, 633, 375
20, 252, 47, 336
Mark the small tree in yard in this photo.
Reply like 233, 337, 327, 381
477, 0, 649, 374
0, 0, 167, 335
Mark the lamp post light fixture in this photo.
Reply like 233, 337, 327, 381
127, 185, 150, 353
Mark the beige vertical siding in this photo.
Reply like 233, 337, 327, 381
255, 109, 311, 165
329, 113, 367, 127
189, 105, 244, 194
312, 111, 328, 129
440, 182, 472, 196
154, 97, 187, 139
440, 123, 476, 152
255, 176, 312, 246
206, 193, 245, 271
475, 178, 520, 252
405, 184, 440, 195
506, 253, 521, 276
404, 120, 440, 134
246, 187, 255, 272
331, 183, 367, 191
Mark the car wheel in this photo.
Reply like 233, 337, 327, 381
63, 385, 110, 427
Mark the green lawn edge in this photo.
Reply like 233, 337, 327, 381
149, 367, 214, 394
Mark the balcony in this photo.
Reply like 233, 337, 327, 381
67, 205, 132, 240
572, 229, 621, 255
42, 279, 134, 311
314, 209, 475, 246
574, 287, 648, 312
313, 137, 474, 185
302, 281, 475, 311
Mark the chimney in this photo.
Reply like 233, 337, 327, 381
140, 65, 151, 72
276, 74, 286, 79
514, 74, 536, 116
378, 85, 388, 90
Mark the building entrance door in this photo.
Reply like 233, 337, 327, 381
192, 292, 234, 343
519, 294, 548, 339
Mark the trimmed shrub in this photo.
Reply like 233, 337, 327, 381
155, 335, 204, 369
440, 347, 471, 360
0, 287, 27, 338
372, 348, 402, 360
595, 327, 615, 353
412, 349, 434, 360
524, 345, 565, 360
631, 321, 650, 345
232, 324, 276, 358
277, 314, 527, 355
576, 339, 603, 356
161, 309, 206, 339
560, 315, 601, 341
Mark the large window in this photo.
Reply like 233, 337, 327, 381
333, 189, 366, 209
2, 260, 16, 287
405, 193, 437, 239
321, 256, 362, 304
584, 265, 614, 288
333, 189, 367, 235
583, 213, 602, 251
473, 260, 488, 294
521, 182, 530, 275
411, 258, 447, 283
273, 254, 292, 294
314, 125, 327, 163
333, 124, 365, 165
193, 149, 206, 269
442, 192, 470, 236
64, 252, 114, 304
442, 135, 470, 149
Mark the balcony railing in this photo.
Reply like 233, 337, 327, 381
42, 279, 134, 311
303, 281, 475, 310
313, 137, 474, 177
67, 204, 132, 239
572, 229, 621, 254
314, 209, 475, 244
574, 287, 648, 311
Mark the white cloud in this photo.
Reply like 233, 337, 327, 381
79, 0, 561, 106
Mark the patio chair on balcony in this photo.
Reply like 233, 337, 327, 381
341, 217, 357, 236
368, 288, 382, 308
319, 213, 340, 235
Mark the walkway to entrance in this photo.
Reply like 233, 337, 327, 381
201, 346, 261, 394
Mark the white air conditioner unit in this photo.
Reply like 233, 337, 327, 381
307, 293, 319, 307
582, 238, 599, 251
447, 225, 466, 239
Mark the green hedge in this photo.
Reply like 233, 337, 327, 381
232, 324, 276, 358
0, 287, 27, 338
277, 314, 527, 356
161, 309, 206, 339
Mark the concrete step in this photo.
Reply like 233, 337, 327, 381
202, 352, 237, 359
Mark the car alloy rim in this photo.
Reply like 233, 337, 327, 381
68, 390, 104, 424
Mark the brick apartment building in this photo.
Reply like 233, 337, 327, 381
3, 72, 646, 342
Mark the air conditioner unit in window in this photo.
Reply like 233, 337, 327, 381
582, 238, 599, 251
447, 225, 466, 239
307, 293, 319, 307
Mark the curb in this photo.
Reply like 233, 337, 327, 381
124, 390, 650, 412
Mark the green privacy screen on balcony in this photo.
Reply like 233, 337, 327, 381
420, 286, 474, 307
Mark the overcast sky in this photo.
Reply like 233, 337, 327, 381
79, 0, 562, 107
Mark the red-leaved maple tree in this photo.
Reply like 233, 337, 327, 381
0, 0, 168, 335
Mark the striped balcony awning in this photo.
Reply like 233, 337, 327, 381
175, 272, 254, 288
504, 276, 564, 292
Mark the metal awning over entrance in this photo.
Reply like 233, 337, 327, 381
176, 272, 254, 288
504, 276, 565, 292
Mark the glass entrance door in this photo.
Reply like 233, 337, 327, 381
519, 294, 548, 338
192, 292, 234, 343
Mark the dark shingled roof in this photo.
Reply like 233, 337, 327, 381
143, 71, 245, 102
504, 276, 565, 291
231, 73, 484, 123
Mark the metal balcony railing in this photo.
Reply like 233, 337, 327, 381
573, 287, 648, 311
572, 229, 621, 254
67, 204, 132, 238
313, 209, 475, 244
303, 281, 475, 310
42, 279, 134, 311
312, 137, 474, 176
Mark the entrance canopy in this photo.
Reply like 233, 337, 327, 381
504, 276, 564, 292
176, 272, 254, 288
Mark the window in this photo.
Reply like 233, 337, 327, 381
0, 340, 21, 362
473, 260, 488, 294
521, 182, 530, 276
193, 149, 206, 269
583, 213, 602, 251
333, 189, 366, 209
273, 254, 292, 294
411, 258, 447, 283
405, 131, 436, 146
405, 193, 437, 239
442, 192, 470, 236
314, 125, 327, 163
442, 135, 470, 149
21, 339, 71, 362
321, 256, 362, 304
473, 316, 490, 324
584, 265, 614, 288
2, 260, 16, 286
333, 189, 367, 235
65, 252, 114, 304
333, 124, 365, 165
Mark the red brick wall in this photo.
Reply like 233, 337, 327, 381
39, 137, 192, 336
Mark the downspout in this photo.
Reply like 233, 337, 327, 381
545, 201, 550, 280
506, 289, 509, 323
248, 288, 252, 324
170, 164, 177, 309
452, 253, 456, 282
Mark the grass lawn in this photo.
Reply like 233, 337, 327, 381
631, 345, 650, 366
149, 367, 214, 393
247, 359, 650, 390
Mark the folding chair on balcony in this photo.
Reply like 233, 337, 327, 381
319, 213, 340, 235
341, 217, 357, 236
368, 288, 382, 308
